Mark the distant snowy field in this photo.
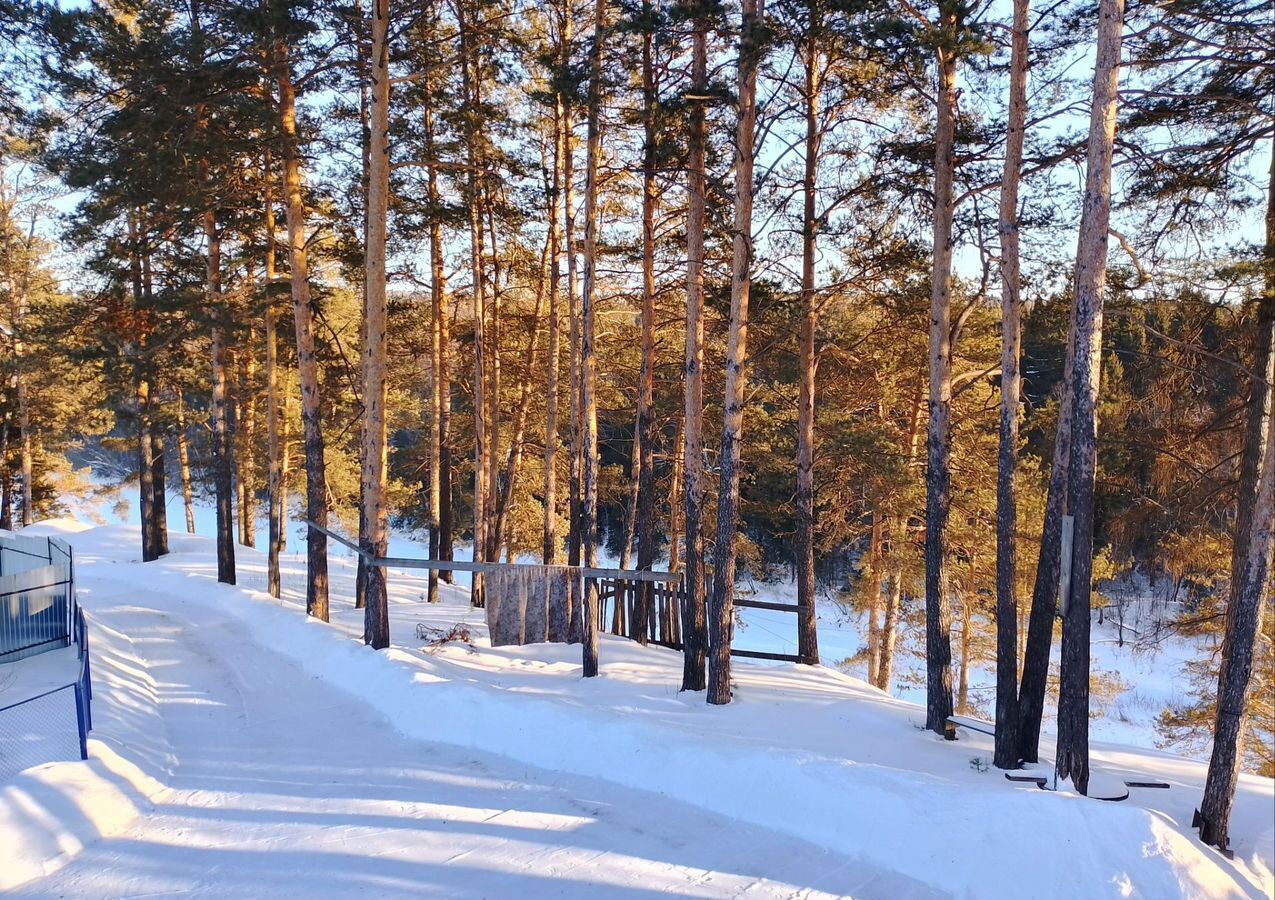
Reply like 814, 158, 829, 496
1, 488, 1269, 897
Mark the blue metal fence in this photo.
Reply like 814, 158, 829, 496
0, 535, 91, 781
0, 536, 76, 663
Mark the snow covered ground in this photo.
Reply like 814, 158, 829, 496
1, 517, 1271, 898
69, 483, 1213, 759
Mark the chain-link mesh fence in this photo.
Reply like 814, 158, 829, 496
0, 685, 81, 782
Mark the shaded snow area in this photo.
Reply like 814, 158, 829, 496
2, 521, 1272, 898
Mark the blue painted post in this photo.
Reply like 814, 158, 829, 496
73, 681, 88, 760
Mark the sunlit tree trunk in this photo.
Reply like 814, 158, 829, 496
708, 0, 763, 706
485, 198, 503, 567
206, 205, 236, 585
150, 400, 169, 555
125, 213, 155, 560
994, 0, 1029, 771
274, 32, 328, 620
564, 0, 583, 593
424, 61, 448, 601
669, 415, 684, 576
7, 240, 31, 528
579, 0, 608, 677
867, 512, 883, 679
239, 336, 257, 548
924, 18, 958, 736
957, 590, 972, 714
175, 387, 196, 535
264, 155, 284, 597
361, 0, 392, 649
0, 419, 10, 531
137, 376, 157, 561
1054, 0, 1124, 795
1198, 140, 1275, 852
1212, 142, 1275, 781
457, 0, 489, 608
544, 93, 564, 567
632, 10, 660, 644
795, 10, 822, 665
681, 15, 708, 692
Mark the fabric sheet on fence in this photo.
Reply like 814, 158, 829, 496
484, 566, 579, 647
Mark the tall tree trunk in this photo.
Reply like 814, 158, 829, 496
281, 375, 291, 554
1054, 0, 1123, 795
432, 76, 453, 585
424, 62, 448, 600
994, 0, 1029, 771
795, 11, 821, 665
566, 96, 585, 640
0, 419, 10, 531
1215, 143, 1275, 746
137, 376, 157, 562
632, 10, 659, 643
264, 154, 284, 597
579, 0, 607, 677
362, 0, 391, 649
457, 0, 488, 609
544, 92, 564, 567
231, 353, 243, 545
565, 0, 583, 590
708, 0, 763, 706
867, 511, 883, 680
923, 21, 958, 736
878, 571, 902, 690
139, 240, 167, 557
355, 0, 374, 614
239, 339, 257, 548
126, 214, 155, 560
206, 207, 236, 585
484, 197, 503, 566
957, 589, 972, 714
1017, 307, 1078, 762
10, 283, 31, 528
175, 387, 196, 535
681, 15, 708, 692
150, 411, 169, 555
1, 217, 32, 527
669, 414, 684, 575
1200, 167, 1275, 844
1200, 411, 1274, 850
275, 34, 328, 620
620, 419, 640, 571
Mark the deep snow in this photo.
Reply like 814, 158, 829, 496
2, 519, 1271, 898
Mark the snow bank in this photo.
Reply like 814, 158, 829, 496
0, 605, 172, 889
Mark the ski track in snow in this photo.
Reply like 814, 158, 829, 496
10, 579, 872, 899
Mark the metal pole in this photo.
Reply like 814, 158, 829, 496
1058, 514, 1075, 618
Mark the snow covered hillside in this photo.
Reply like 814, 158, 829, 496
2, 518, 1271, 898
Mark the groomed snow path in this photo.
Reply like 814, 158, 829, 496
11, 583, 868, 899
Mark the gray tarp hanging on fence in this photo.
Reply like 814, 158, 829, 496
485, 565, 577, 647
